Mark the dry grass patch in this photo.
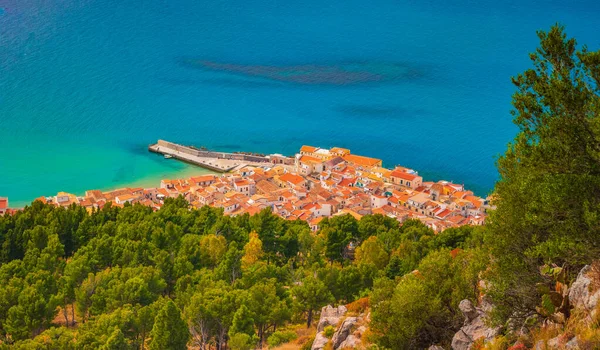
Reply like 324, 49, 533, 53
346, 297, 369, 315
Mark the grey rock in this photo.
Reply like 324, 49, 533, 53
317, 305, 348, 332
566, 336, 579, 349
569, 265, 600, 318
451, 329, 474, 350
451, 299, 501, 350
535, 336, 579, 349
547, 336, 559, 348
338, 334, 361, 349
459, 300, 478, 322
311, 332, 329, 350
331, 317, 358, 349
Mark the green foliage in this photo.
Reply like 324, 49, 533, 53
100, 327, 130, 350
0, 195, 480, 348
149, 301, 189, 350
323, 325, 336, 338
486, 24, 600, 325
292, 276, 334, 328
9, 327, 76, 350
321, 215, 357, 263
229, 332, 255, 350
355, 236, 389, 269
267, 330, 297, 347
229, 304, 255, 337
301, 336, 315, 350
370, 249, 485, 349
371, 274, 443, 349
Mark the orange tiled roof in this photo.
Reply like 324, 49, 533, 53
390, 170, 419, 181
301, 145, 318, 153
343, 154, 381, 167
190, 175, 216, 183
280, 173, 305, 186
338, 178, 355, 187
299, 155, 322, 163
330, 147, 350, 154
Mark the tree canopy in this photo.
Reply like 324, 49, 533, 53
486, 24, 600, 324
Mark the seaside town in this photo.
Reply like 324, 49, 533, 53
0, 144, 492, 232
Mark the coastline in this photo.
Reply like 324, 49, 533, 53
9, 163, 216, 208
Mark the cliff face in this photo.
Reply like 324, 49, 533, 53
442, 264, 600, 350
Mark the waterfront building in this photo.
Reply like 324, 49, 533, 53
0, 197, 7, 215
23, 145, 489, 232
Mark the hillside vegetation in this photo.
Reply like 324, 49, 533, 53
0, 195, 485, 349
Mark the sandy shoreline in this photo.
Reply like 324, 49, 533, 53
10, 164, 216, 208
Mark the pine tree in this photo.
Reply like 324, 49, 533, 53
101, 327, 129, 350
385, 255, 404, 279
229, 304, 255, 337
149, 301, 189, 350
292, 276, 334, 328
487, 24, 600, 325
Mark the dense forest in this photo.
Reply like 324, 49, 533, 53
0, 195, 485, 349
1, 24, 599, 349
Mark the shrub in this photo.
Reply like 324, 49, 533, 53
300, 336, 315, 350
229, 333, 254, 350
296, 335, 314, 346
471, 337, 486, 350
323, 325, 336, 338
346, 297, 369, 314
267, 330, 298, 348
484, 336, 510, 350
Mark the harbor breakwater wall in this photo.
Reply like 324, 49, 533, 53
154, 140, 272, 163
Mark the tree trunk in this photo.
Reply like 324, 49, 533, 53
63, 305, 69, 326
71, 305, 75, 326
217, 325, 226, 350
190, 321, 208, 350
307, 309, 313, 328
258, 326, 264, 348
140, 330, 146, 350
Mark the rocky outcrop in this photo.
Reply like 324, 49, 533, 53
311, 305, 368, 350
535, 335, 579, 350
451, 299, 500, 350
337, 325, 366, 349
428, 346, 445, 350
312, 305, 348, 350
569, 265, 600, 318
311, 332, 329, 350
317, 305, 347, 332
331, 317, 358, 349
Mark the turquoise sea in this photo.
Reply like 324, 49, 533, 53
1, 0, 600, 207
